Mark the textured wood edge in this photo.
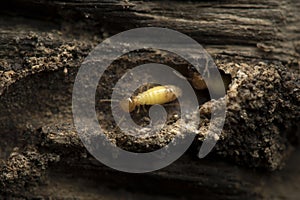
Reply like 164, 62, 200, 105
0, 0, 300, 199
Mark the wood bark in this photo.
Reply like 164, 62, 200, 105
0, 0, 299, 199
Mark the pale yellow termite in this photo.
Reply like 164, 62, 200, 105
119, 85, 182, 113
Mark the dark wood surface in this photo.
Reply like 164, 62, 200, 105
0, 0, 299, 199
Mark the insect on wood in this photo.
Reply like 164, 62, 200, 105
115, 85, 182, 113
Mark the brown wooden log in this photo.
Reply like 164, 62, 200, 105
0, 0, 299, 199
2, 0, 300, 64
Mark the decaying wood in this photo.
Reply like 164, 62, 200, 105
0, 0, 299, 199
3, 0, 300, 64
1, 123, 300, 199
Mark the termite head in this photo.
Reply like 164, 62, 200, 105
119, 97, 136, 112
191, 72, 207, 90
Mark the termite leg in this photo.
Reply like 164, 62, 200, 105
136, 105, 141, 114
164, 102, 180, 107
142, 104, 147, 112
99, 99, 119, 103
116, 115, 125, 127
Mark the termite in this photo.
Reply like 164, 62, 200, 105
190, 72, 232, 92
172, 70, 208, 90
101, 85, 182, 113
190, 72, 207, 90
